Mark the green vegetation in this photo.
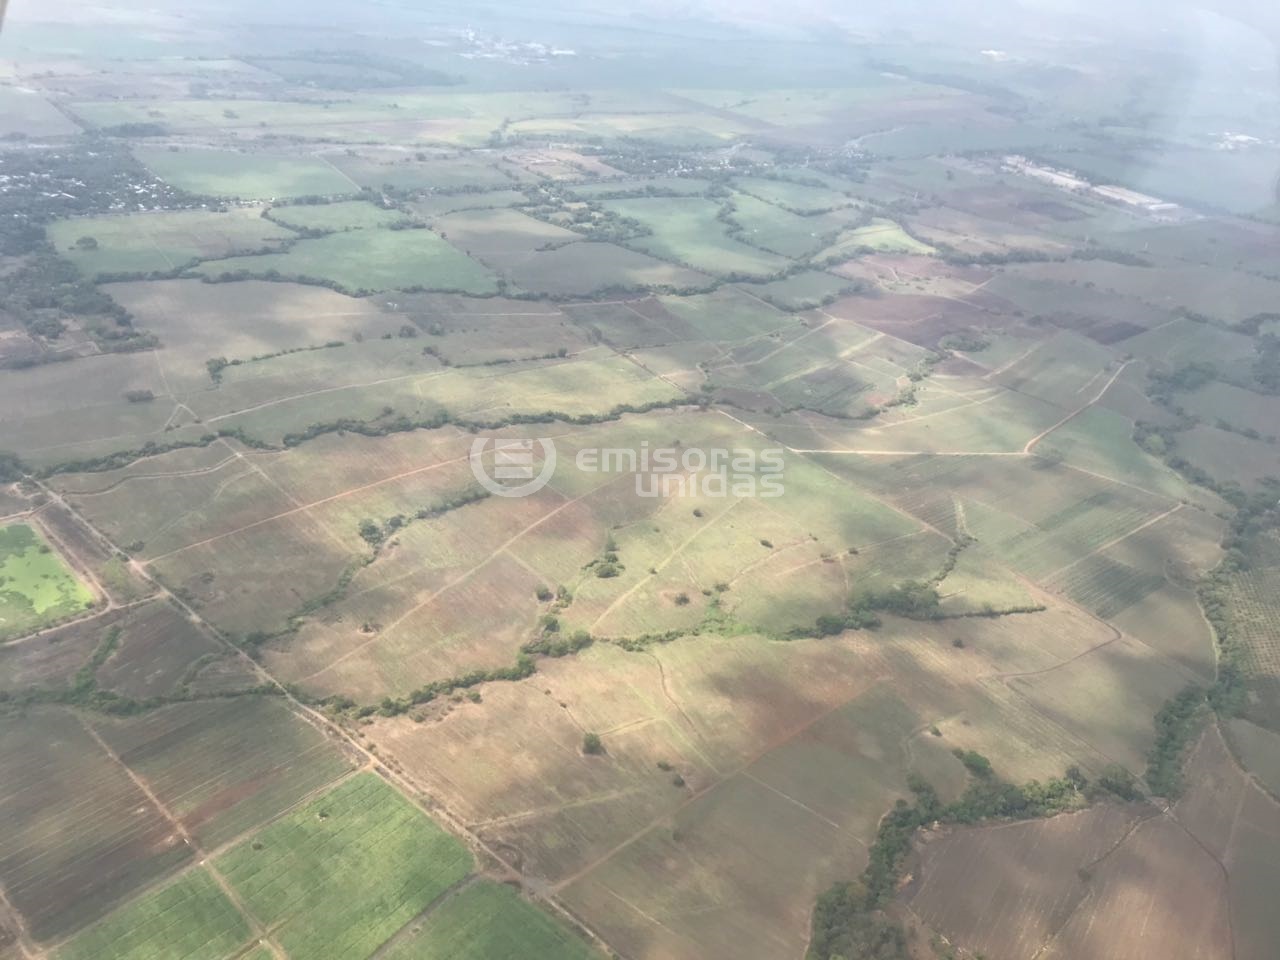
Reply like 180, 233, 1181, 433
197, 227, 498, 295
381, 881, 599, 960
265, 199, 410, 233
134, 146, 356, 199
0, 524, 94, 640
55, 868, 249, 960
217, 774, 473, 960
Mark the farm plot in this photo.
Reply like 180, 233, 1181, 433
91, 696, 353, 848
815, 218, 934, 261
91, 599, 222, 699
0, 85, 80, 136
0, 708, 190, 941
725, 194, 859, 259
380, 881, 600, 960
54, 867, 250, 960
1040, 816, 1231, 960
217, 773, 473, 960
738, 271, 857, 310
905, 804, 1154, 960
0, 523, 95, 641
599, 197, 793, 279
1182, 380, 1280, 439
196, 227, 499, 295
331, 153, 519, 192
134, 146, 357, 199
1007, 636, 1198, 772
432, 207, 708, 295
1174, 426, 1280, 490
48, 207, 295, 277
265, 200, 410, 232
0, 609, 115, 693
732, 175, 859, 214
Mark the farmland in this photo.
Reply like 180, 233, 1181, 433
0, 523, 95, 640
1, 4, 1278, 960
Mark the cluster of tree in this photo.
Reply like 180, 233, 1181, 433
1145, 684, 1208, 798
0, 250, 156, 354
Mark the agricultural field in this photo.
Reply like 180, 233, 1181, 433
196, 227, 499, 295
48, 207, 296, 277
216, 774, 474, 960
0, 523, 95, 640
134, 146, 358, 199
1, 6, 1279, 960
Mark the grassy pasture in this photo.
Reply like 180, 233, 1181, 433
432, 207, 708, 294
105, 278, 399, 391
381, 881, 599, 960
333, 153, 518, 192
0, 708, 191, 940
265, 200, 409, 232
197, 227, 498, 294
726, 194, 855, 258
732, 175, 858, 213
134, 146, 356, 199
738, 271, 857, 310
600, 197, 793, 279
0, 523, 94, 641
816, 218, 934, 260
54, 867, 250, 960
218, 773, 473, 960
48, 207, 295, 277
92, 697, 354, 848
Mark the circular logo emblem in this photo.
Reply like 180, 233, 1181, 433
469, 437, 557, 498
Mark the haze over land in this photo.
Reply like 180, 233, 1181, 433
0, 2, 1278, 960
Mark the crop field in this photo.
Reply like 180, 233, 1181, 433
265, 200, 410, 232
196, 227, 499, 295
134, 146, 358, 199
48, 208, 296, 277
4, 11, 1280, 960
380, 881, 600, 960
816, 218, 934, 260
217, 773, 473, 960
55, 868, 250, 960
0, 523, 94, 640
0, 708, 190, 940
600, 197, 793, 278
91, 599, 223, 698
92, 697, 355, 847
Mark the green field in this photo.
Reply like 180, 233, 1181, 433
816, 218, 935, 260
0, 524, 94, 640
601, 196, 793, 278
217, 774, 474, 960
196, 227, 498, 294
382, 882, 599, 960
266, 200, 411, 232
56, 868, 250, 960
134, 146, 358, 199
47, 208, 295, 277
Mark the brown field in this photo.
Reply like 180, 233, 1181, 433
0, 608, 126, 693
359, 599, 1136, 960
905, 804, 1155, 959
0, 708, 190, 941
92, 599, 222, 699
90, 696, 355, 848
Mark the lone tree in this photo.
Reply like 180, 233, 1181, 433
582, 732, 605, 755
